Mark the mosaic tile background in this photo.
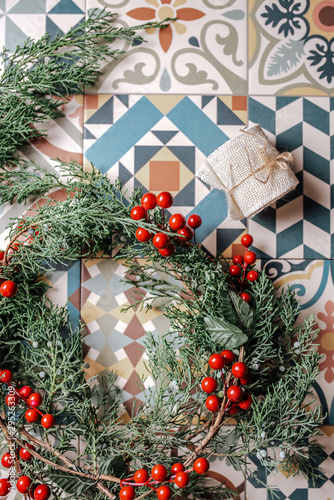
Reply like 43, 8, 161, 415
1, 0, 334, 498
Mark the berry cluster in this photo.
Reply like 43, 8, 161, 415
0, 476, 50, 500
0, 370, 54, 428
0, 370, 53, 498
130, 191, 202, 257
202, 350, 252, 416
229, 234, 259, 303
0, 251, 18, 298
119, 457, 209, 499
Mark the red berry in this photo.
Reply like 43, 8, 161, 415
240, 373, 252, 386
130, 206, 146, 221
171, 463, 184, 475
28, 393, 43, 408
151, 464, 168, 482
0, 280, 17, 298
135, 227, 152, 242
205, 395, 221, 412
201, 376, 218, 394
187, 214, 202, 229
158, 244, 175, 257
227, 385, 244, 403
193, 457, 209, 474
244, 251, 257, 264
220, 350, 235, 365
0, 479, 10, 497
208, 353, 225, 370
156, 191, 173, 209
232, 362, 248, 379
33, 484, 50, 500
240, 292, 251, 303
174, 471, 190, 488
232, 254, 243, 265
5, 393, 19, 406
228, 403, 240, 415
0, 369, 13, 383
133, 469, 150, 483
169, 213, 186, 231
0, 251, 4, 261
238, 392, 252, 410
156, 485, 172, 500
25, 408, 39, 423
247, 270, 259, 282
17, 476, 32, 494
229, 265, 241, 277
119, 486, 135, 500
20, 386, 33, 398
141, 193, 157, 210
241, 234, 253, 247
41, 414, 54, 429
153, 233, 170, 249
177, 226, 193, 242
19, 445, 35, 461
1, 453, 13, 468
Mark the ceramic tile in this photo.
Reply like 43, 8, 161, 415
80, 257, 167, 415
260, 259, 334, 424
249, 0, 334, 95
246, 428, 334, 500
85, 0, 247, 94
0, 94, 83, 250
83, 94, 248, 257
0, 0, 85, 53
248, 96, 331, 260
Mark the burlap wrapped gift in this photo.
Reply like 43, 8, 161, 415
196, 124, 299, 221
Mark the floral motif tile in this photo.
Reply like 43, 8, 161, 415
84, 94, 248, 257
85, 0, 247, 94
248, 96, 332, 260
0, 0, 85, 52
249, 0, 334, 95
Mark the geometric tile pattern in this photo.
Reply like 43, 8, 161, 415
246, 429, 334, 499
84, 94, 248, 257
86, 0, 248, 95
249, 0, 334, 96
249, 97, 332, 260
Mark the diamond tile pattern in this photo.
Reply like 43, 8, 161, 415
2, 0, 334, 498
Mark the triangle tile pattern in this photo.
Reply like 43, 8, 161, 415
81, 259, 164, 414
248, 97, 332, 259
84, 94, 248, 257
0, 0, 84, 51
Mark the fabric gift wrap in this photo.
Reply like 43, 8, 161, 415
196, 124, 299, 221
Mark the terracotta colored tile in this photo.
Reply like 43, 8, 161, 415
232, 96, 247, 111
124, 342, 144, 367
149, 160, 180, 191
84, 95, 99, 110
123, 315, 146, 341
123, 371, 143, 397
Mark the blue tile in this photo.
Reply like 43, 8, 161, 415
304, 147, 330, 184
304, 196, 330, 233
277, 123, 303, 151
186, 190, 228, 243
85, 97, 163, 174
249, 98, 275, 134
304, 99, 329, 135
86, 96, 113, 124
167, 97, 228, 156
277, 221, 303, 256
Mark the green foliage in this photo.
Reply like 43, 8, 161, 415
0, 9, 171, 168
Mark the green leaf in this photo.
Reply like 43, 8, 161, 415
99, 455, 127, 477
49, 468, 95, 495
229, 290, 254, 329
203, 316, 248, 348
220, 293, 238, 325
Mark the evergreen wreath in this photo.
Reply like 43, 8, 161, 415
0, 9, 324, 500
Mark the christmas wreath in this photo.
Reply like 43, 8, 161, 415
0, 9, 324, 500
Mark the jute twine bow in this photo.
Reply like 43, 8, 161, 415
241, 127, 293, 184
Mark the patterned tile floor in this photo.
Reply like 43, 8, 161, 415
1, 0, 334, 498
